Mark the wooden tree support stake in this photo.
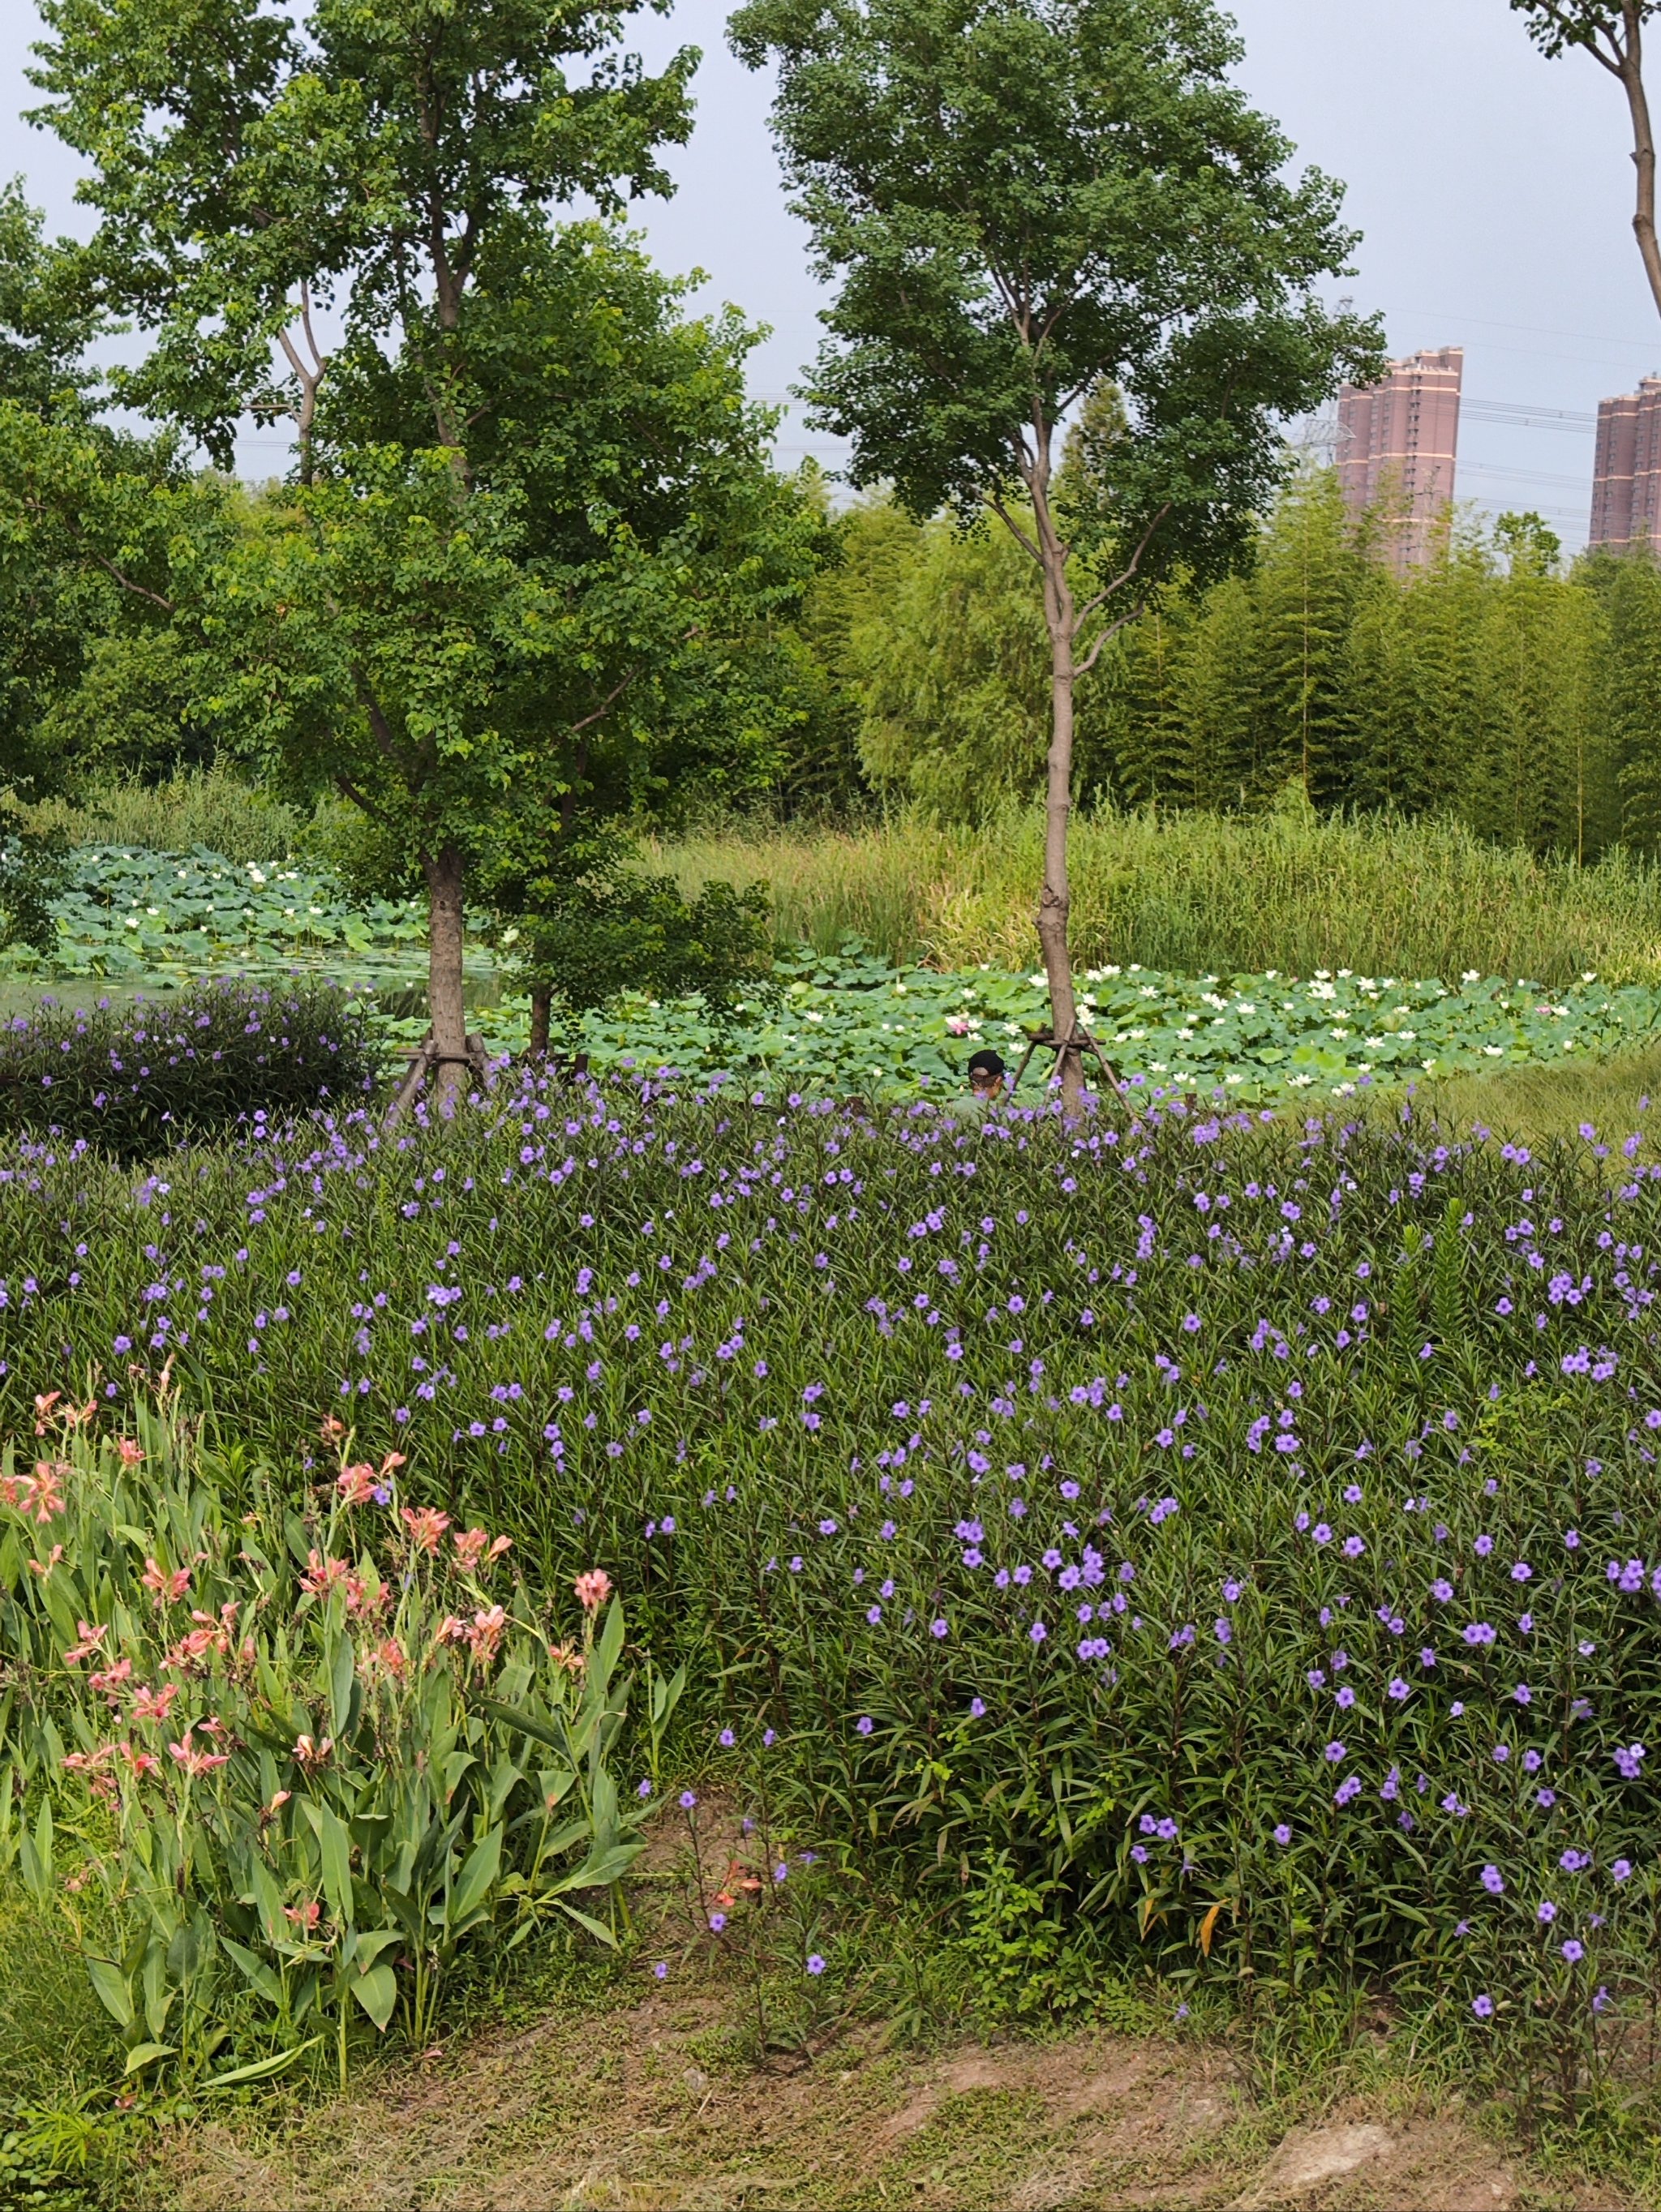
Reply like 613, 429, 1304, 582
386, 1029, 491, 1123
1007, 1023, 1122, 1102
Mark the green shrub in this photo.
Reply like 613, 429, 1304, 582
0, 976, 377, 1155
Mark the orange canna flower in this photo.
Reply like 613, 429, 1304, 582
320, 1415, 346, 1443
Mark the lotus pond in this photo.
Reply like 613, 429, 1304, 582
5, 847, 1661, 1101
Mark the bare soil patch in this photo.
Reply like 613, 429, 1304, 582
151, 1976, 1629, 2212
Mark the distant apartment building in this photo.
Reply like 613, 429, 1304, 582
1589, 378, 1661, 550
1335, 345, 1463, 568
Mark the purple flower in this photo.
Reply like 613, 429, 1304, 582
1472, 1994, 1494, 2019
1538, 1900, 1558, 1925
1325, 1741, 1346, 1763
1561, 1940, 1585, 1965
708, 1912, 727, 1932
679, 1790, 697, 1811
1614, 1743, 1647, 1780
1612, 1858, 1633, 1882
930, 1618, 948, 1640
719, 1728, 736, 1748
1480, 1866, 1504, 1894
856, 1715, 873, 1735
1272, 1824, 1292, 1845
969, 1697, 986, 1719
805, 1953, 826, 1976
654, 1961, 669, 1980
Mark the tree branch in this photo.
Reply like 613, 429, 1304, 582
985, 491, 1043, 564
29, 499, 177, 613
1071, 504, 1170, 629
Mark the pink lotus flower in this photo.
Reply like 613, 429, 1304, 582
573, 1568, 613, 1614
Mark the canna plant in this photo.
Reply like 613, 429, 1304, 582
0, 1398, 680, 2087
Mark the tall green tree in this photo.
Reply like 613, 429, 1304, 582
1251, 464, 1364, 806
729, 0, 1381, 1102
25, 0, 823, 1097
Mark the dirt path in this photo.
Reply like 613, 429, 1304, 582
157, 1980, 1626, 2212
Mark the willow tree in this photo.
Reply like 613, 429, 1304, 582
730, 0, 1381, 1104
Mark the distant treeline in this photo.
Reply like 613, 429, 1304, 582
779, 466, 1661, 862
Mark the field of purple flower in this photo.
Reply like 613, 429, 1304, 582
2, 1074, 1660, 2103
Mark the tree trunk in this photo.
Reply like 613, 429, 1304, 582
1037, 524, 1087, 1115
423, 844, 470, 1109
528, 984, 552, 1060
1622, 11, 1661, 319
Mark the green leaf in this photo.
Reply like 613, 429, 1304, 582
122, 2042, 177, 2076
86, 1956, 135, 2029
319, 1804, 354, 1927
222, 1937, 284, 2008
201, 2036, 323, 2090
329, 1633, 357, 1737
350, 1962, 397, 2033
449, 1828, 503, 1925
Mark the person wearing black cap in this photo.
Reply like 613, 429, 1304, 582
952, 1046, 1007, 1121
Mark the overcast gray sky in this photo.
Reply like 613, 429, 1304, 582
2, 0, 1655, 546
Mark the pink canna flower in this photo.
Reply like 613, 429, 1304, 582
141, 1557, 191, 1605
283, 1898, 322, 1930
88, 1657, 134, 1704
436, 1614, 469, 1644
367, 1636, 406, 1677
336, 1462, 378, 1507
114, 1437, 144, 1467
167, 1726, 230, 1778
401, 1506, 452, 1554
131, 1682, 182, 1725
32, 1391, 62, 1434
118, 1740, 161, 1779
25, 1463, 67, 1522
27, 1545, 64, 1575
573, 1569, 613, 1614
468, 1605, 508, 1663
450, 1526, 491, 1568
63, 1621, 109, 1665
299, 1550, 350, 1596
292, 1733, 334, 1768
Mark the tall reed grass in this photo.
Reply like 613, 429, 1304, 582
22, 765, 306, 864
657, 804, 1661, 985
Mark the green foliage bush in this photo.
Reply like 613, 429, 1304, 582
0, 976, 377, 1155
